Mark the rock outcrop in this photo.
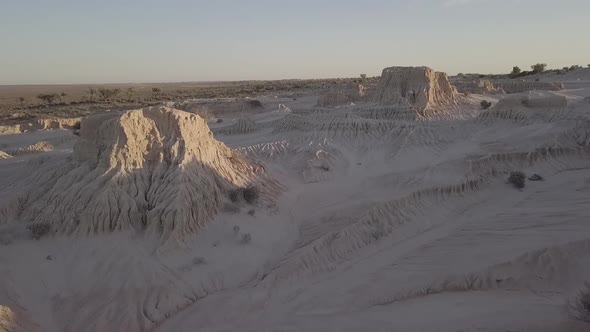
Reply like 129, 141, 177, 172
374, 66, 458, 113
454, 79, 504, 95
0, 107, 273, 247
478, 92, 568, 122
0, 117, 81, 135
317, 83, 367, 107
8, 142, 54, 156
497, 80, 564, 94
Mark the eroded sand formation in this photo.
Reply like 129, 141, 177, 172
374, 66, 458, 114
317, 83, 367, 107
220, 117, 258, 135
497, 80, 565, 94
7, 141, 55, 156
454, 78, 504, 94
0, 117, 81, 135
479, 92, 569, 122
0, 107, 273, 247
2, 66, 590, 332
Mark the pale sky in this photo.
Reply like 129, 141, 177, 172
1, 0, 588, 84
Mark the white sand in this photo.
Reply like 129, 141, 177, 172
1, 73, 590, 331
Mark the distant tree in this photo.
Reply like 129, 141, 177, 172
37, 93, 59, 105
126, 87, 135, 102
569, 65, 582, 71
531, 63, 547, 74
87, 88, 97, 102
58, 92, 67, 103
98, 88, 120, 102
18, 97, 25, 108
511, 66, 521, 75
152, 87, 162, 99
588, 64, 590, 68
457, 73, 465, 78
360, 73, 367, 81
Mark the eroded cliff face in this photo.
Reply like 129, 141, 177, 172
0, 107, 273, 247
374, 66, 458, 113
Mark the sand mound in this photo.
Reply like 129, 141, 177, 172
374, 66, 458, 114
0, 107, 272, 247
454, 79, 504, 94
497, 80, 564, 94
0, 117, 81, 135
479, 93, 568, 122
8, 141, 54, 156
317, 83, 366, 107
220, 117, 258, 135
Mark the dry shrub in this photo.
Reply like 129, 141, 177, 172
27, 223, 50, 240
243, 186, 259, 204
508, 171, 526, 189
569, 285, 590, 324
240, 233, 252, 244
229, 186, 259, 204
480, 100, 492, 110
244, 100, 263, 109
229, 189, 241, 203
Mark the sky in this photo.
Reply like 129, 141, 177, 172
0, 0, 589, 84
